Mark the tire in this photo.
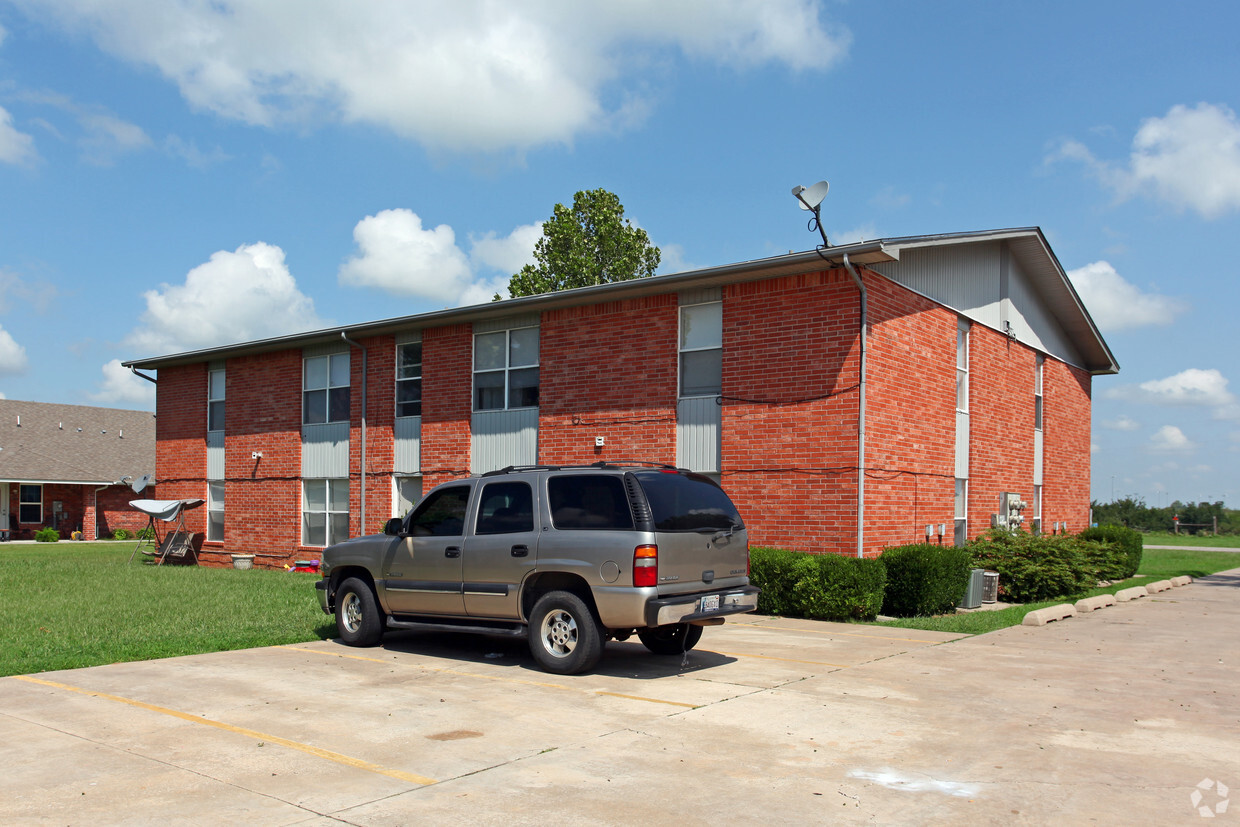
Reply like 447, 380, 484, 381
335, 577, 384, 647
528, 590, 604, 675
637, 623, 703, 656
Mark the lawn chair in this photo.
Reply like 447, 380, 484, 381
126, 499, 205, 565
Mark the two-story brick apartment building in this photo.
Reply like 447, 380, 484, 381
124, 228, 1117, 568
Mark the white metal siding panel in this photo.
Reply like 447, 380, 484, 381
1007, 256, 1085, 366
302, 343, 349, 359
302, 422, 350, 477
206, 431, 225, 480
873, 242, 1003, 328
679, 287, 722, 306
677, 397, 721, 472
394, 416, 421, 473
1034, 429, 1044, 486
474, 313, 540, 335
955, 411, 969, 478
395, 330, 422, 346
470, 409, 538, 473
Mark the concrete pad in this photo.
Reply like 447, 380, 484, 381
1021, 603, 1077, 626
2, 569, 1239, 824
1115, 586, 1149, 601
1075, 594, 1116, 613
1171, 575, 1193, 587
1146, 579, 1173, 593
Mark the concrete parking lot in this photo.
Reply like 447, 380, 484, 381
4, 570, 1239, 825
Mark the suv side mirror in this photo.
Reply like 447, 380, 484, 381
383, 517, 404, 537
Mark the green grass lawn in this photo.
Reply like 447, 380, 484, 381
1, 542, 335, 677
874, 546, 1240, 635
1138, 531, 1240, 548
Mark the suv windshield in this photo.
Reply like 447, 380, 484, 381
634, 471, 744, 532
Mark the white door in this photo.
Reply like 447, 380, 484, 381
0, 485, 9, 531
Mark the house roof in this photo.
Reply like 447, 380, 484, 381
0, 400, 156, 485
122, 227, 1117, 375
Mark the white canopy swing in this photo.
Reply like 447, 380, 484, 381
126, 498, 204, 565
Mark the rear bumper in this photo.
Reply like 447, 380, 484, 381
644, 585, 760, 627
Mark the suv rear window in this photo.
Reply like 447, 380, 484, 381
548, 475, 635, 530
634, 471, 743, 532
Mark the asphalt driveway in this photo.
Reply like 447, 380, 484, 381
3, 570, 1238, 825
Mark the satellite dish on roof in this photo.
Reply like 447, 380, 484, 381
792, 180, 829, 211
132, 474, 153, 494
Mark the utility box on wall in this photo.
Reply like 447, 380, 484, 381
991, 491, 1028, 530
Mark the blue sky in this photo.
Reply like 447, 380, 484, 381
0, 1, 1237, 507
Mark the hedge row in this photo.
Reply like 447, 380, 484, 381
748, 524, 1144, 620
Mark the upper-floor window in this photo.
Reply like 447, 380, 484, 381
473, 326, 539, 411
396, 342, 422, 418
1035, 355, 1045, 431
956, 321, 970, 413
208, 368, 225, 432
304, 353, 350, 424
680, 301, 722, 397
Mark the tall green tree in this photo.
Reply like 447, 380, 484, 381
501, 189, 660, 298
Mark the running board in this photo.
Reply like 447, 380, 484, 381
386, 616, 526, 637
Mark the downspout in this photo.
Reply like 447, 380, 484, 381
342, 332, 367, 535
129, 366, 157, 384
842, 253, 866, 558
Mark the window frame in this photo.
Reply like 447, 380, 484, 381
19, 483, 42, 525
953, 477, 968, 547
396, 341, 422, 418
956, 322, 970, 414
472, 326, 539, 412
679, 300, 723, 398
207, 481, 225, 542
393, 474, 423, 518
303, 353, 351, 425
207, 367, 225, 433
1034, 354, 1045, 432
301, 478, 350, 547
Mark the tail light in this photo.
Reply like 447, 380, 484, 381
633, 544, 658, 587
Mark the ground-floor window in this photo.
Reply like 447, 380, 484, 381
303, 478, 349, 547
394, 475, 422, 517
207, 481, 225, 542
19, 484, 41, 524
1031, 484, 1042, 535
953, 478, 967, 547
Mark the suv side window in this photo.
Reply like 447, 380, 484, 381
548, 475, 634, 530
475, 481, 534, 535
408, 485, 470, 536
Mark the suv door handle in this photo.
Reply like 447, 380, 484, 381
445, 546, 461, 558
510, 545, 529, 558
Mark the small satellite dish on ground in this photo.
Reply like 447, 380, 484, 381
792, 180, 829, 211
132, 474, 153, 494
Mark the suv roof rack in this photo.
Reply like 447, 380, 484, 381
481, 460, 683, 477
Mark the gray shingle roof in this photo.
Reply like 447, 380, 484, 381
0, 400, 155, 484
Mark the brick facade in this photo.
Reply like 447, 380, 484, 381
147, 258, 1098, 567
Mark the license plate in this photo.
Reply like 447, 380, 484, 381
700, 595, 720, 612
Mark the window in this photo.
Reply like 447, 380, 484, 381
408, 485, 470, 537
473, 327, 539, 411
396, 342, 422, 418
1034, 355, 1044, 431
475, 481, 534, 535
394, 475, 422, 517
19, 484, 41, 524
956, 322, 969, 412
303, 353, 351, 424
635, 470, 741, 532
303, 479, 349, 546
549, 475, 634, 530
1032, 484, 1043, 535
680, 302, 722, 397
207, 481, 225, 542
953, 478, 968, 547
208, 368, 225, 432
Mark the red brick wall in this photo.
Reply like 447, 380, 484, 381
1043, 359, 1092, 532
156, 364, 208, 544
421, 324, 472, 490
89, 485, 156, 539
540, 297, 678, 465
350, 335, 396, 537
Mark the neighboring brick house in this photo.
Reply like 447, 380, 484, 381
0, 400, 156, 539
124, 228, 1117, 568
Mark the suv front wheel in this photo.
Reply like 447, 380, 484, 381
528, 590, 603, 675
336, 577, 385, 647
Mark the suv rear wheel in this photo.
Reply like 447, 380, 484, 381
336, 577, 384, 647
637, 623, 703, 655
528, 590, 603, 675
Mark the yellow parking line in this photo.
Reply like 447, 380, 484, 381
732, 622, 947, 644
715, 651, 852, 668
281, 645, 698, 708
12, 675, 436, 787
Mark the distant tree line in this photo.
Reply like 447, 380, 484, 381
1092, 497, 1237, 535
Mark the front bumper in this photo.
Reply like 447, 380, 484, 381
644, 585, 760, 627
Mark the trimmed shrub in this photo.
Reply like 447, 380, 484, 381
136, 525, 156, 541
749, 547, 887, 621
1078, 538, 1128, 582
34, 527, 60, 543
112, 528, 132, 541
880, 543, 973, 617
967, 529, 1095, 603
1080, 524, 1143, 579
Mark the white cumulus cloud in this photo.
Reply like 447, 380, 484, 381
1148, 425, 1195, 454
0, 324, 29, 374
1066, 261, 1187, 331
0, 105, 37, 166
11, 1, 849, 153
1105, 368, 1235, 407
124, 242, 325, 357
1103, 415, 1140, 432
1054, 102, 1240, 218
91, 358, 155, 407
